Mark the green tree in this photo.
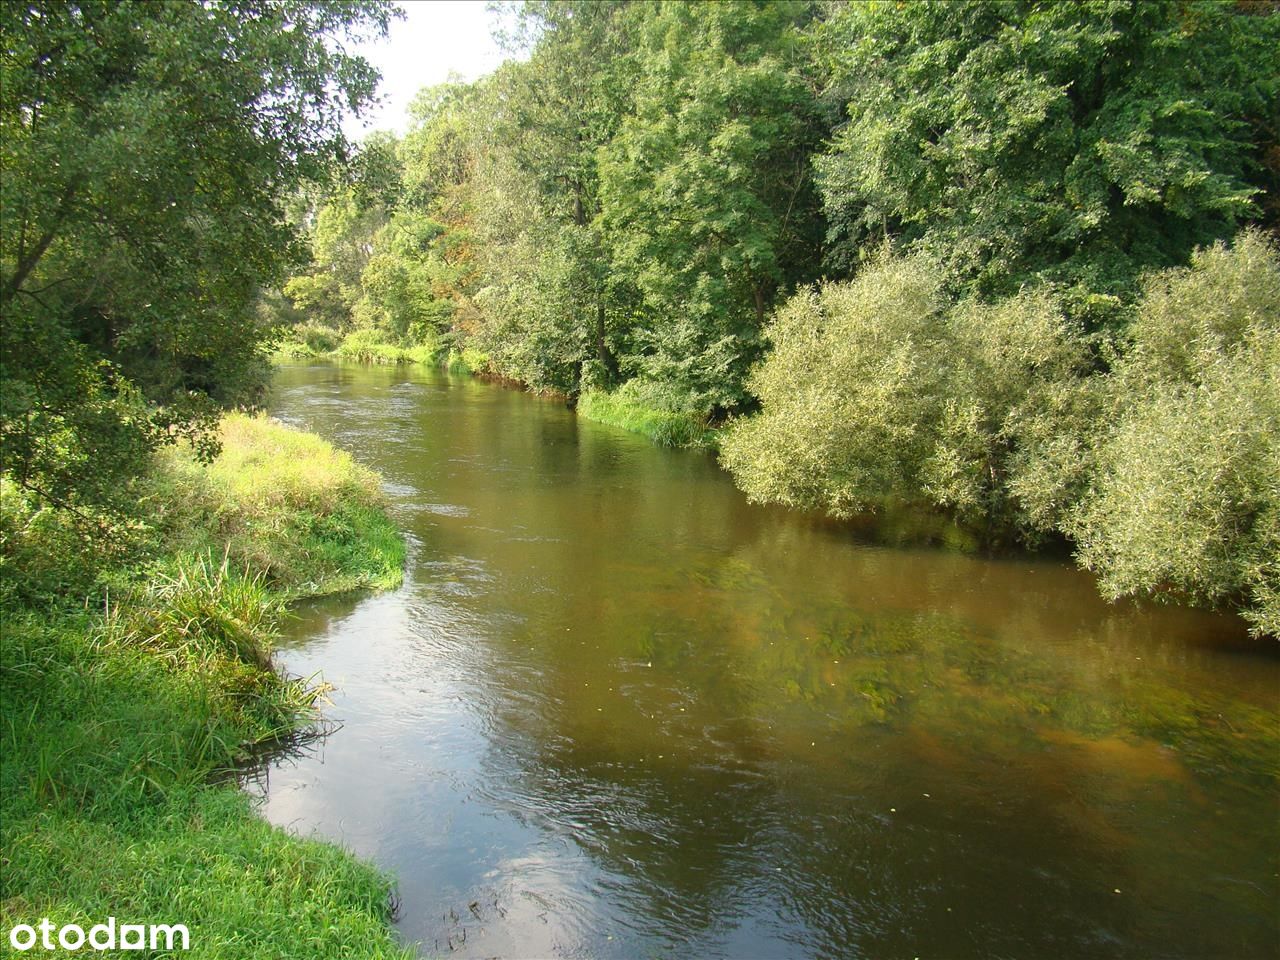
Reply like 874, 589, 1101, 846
814, 0, 1280, 323
1, 0, 391, 505
599, 0, 823, 411
465, 1, 638, 393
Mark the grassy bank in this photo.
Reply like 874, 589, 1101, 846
577, 386, 717, 449
272, 326, 453, 369
0, 414, 412, 958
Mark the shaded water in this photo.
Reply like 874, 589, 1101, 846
256, 363, 1279, 959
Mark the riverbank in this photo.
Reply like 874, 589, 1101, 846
273, 328, 720, 451
272, 326, 490, 377
0, 414, 412, 958
576, 385, 718, 449
273, 327, 717, 450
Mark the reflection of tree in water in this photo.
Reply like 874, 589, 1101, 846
470, 525, 1277, 956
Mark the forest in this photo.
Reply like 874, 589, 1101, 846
270, 0, 1279, 634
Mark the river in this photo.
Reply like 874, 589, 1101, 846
255, 362, 1278, 959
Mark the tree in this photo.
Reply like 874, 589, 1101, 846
719, 251, 1095, 544
814, 1, 1280, 324
465, 1, 639, 393
599, 0, 824, 412
0, 0, 392, 506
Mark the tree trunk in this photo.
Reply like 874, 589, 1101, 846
596, 296, 608, 368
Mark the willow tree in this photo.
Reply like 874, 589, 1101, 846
0, 0, 392, 506
1070, 231, 1280, 637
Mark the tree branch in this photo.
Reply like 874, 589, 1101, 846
1, 177, 81, 306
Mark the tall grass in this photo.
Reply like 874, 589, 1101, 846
152, 413, 405, 596
332, 329, 443, 365
0, 414, 413, 957
577, 386, 717, 448
107, 551, 280, 670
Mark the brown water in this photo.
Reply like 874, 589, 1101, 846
256, 362, 1279, 959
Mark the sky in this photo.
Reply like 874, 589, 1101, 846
342, 1, 511, 141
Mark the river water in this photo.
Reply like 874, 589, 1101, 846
256, 362, 1278, 959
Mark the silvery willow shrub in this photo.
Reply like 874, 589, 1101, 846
720, 253, 1094, 543
1070, 231, 1280, 636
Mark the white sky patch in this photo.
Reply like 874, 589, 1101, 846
342, 0, 511, 140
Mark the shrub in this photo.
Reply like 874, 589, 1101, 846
721, 254, 949, 516
720, 253, 1094, 541
297, 324, 342, 354
445, 346, 491, 375
1071, 231, 1280, 635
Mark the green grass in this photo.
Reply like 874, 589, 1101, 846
444, 347, 489, 375
270, 326, 490, 380
0, 414, 412, 958
2, 788, 411, 959
577, 387, 717, 448
331, 330, 443, 366
273, 327, 445, 367
150, 413, 405, 596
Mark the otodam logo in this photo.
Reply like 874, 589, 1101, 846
8, 918, 190, 952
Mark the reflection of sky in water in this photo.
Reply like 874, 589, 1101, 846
251, 363, 1280, 959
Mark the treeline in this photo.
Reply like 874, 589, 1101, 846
277, 1, 1278, 632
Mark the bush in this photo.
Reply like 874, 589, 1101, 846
721, 255, 948, 516
1070, 231, 1280, 636
297, 323, 342, 354
445, 346, 491, 375
720, 253, 1094, 541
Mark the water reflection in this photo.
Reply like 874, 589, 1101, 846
252, 363, 1279, 959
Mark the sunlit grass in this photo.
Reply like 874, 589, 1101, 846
274, 327, 445, 367
578, 387, 717, 448
0, 414, 412, 958
152, 413, 405, 596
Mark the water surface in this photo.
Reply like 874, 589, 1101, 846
256, 362, 1279, 959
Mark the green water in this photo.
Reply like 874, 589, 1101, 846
257, 362, 1279, 959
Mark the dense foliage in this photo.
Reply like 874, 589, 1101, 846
718, 254, 1095, 541
0, 4, 1275, 950
723, 232, 1278, 632
1070, 232, 1279, 636
0, 0, 392, 506
812, 0, 1279, 320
